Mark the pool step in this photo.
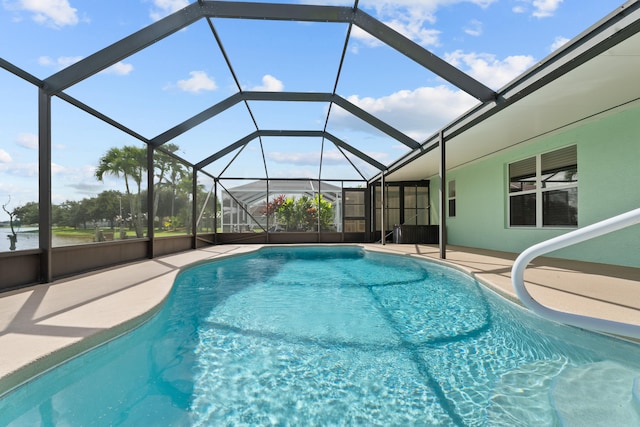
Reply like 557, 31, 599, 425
487, 359, 567, 426
550, 360, 640, 426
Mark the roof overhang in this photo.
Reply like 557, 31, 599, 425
382, 1, 640, 182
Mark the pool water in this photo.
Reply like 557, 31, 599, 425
1, 246, 639, 426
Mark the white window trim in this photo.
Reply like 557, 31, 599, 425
448, 180, 456, 218
508, 146, 577, 229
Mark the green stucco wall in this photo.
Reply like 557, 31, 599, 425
430, 103, 640, 267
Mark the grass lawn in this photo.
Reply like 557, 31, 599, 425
51, 227, 214, 238
52, 227, 95, 237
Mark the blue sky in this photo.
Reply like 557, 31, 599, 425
0, 0, 625, 221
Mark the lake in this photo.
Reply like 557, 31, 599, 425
0, 227, 95, 252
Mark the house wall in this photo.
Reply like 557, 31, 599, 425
431, 103, 640, 267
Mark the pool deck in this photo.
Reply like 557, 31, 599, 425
1, 243, 639, 395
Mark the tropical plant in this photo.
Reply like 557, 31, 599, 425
153, 144, 185, 220
314, 194, 335, 231
267, 194, 335, 231
296, 195, 315, 230
261, 194, 286, 229
95, 146, 146, 237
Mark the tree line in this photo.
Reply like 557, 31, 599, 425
7, 144, 215, 235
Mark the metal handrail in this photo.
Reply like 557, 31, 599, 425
511, 208, 640, 338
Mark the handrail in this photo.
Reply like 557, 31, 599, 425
512, 208, 640, 339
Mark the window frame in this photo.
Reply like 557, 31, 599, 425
507, 145, 578, 229
373, 181, 430, 232
448, 180, 456, 218
343, 188, 366, 233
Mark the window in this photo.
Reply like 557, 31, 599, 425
343, 189, 366, 232
404, 185, 429, 225
374, 185, 400, 230
374, 182, 430, 231
448, 180, 456, 217
508, 145, 577, 227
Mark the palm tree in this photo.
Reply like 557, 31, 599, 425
153, 144, 191, 229
168, 161, 188, 220
95, 146, 147, 238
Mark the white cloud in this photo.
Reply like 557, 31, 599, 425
550, 36, 570, 52
66, 166, 105, 195
5, 0, 79, 28
101, 62, 134, 76
0, 149, 12, 163
67, 181, 104, 195
350, 26, 383, 49
464, 19, 483, 37
51, 162, 66, 175
39, 56, 133, 75
267, 149, 350, 166
0, 162, 38, 177
251, 75, 284, 92
386, 18, 441, 47
174, 71, 217, 94
349, 10, 440, 48
321, 150, 351, 164
344, 0, 497, 47
39, 55, 83, 69
268, 151, 321, 165
16, 133, 38, 149
268, 167, 319, 179
445, 50, 535, 89
150, 0, 189, 21
532, 0, 563, 18
333, 85, 479, 140
48, 163, 99, 198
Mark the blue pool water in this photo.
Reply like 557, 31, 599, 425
1, 246, 640, 426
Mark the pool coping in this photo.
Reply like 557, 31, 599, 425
363, 244, 640, 340
1, 243, 639, 396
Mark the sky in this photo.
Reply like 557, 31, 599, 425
0, 0, 626, 221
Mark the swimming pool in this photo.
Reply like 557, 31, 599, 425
1, 245, 639, 425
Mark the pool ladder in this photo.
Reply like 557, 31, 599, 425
511, 207, 640, 339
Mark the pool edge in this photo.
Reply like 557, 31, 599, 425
2, 243, 638, 398
0, 245, 269, 398
0, 274, 174, 398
